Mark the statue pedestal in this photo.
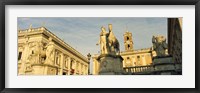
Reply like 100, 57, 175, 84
97, 54, 124, 75
153, 56, 176, 75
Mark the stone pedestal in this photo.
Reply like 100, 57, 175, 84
97, 54, 124, 75
153, 56, 176, 75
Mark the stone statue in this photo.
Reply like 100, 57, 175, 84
152, 35, 168, 57
97, 24, 120, 55
97, 26, 110, 54
45, 38, 55, 65
96, 24, 124, 75
28, 41, 44, 64
107, 24, 120, 55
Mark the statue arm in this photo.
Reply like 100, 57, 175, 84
96, 39, 100, 46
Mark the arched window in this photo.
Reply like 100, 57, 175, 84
127, 36, 129, 40
128, 44, 130, 49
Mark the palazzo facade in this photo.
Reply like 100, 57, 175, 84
18, 26, 89, 75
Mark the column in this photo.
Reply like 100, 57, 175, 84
86, 64, 88, 75
82, 64, 85, 75
19, 43, 30, 75
74, 60, 77, 75
67, 56, 71, 75
59, 53, 64, 75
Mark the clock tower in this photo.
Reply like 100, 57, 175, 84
123, 31, 134, 51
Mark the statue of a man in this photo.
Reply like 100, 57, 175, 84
97, 26, 110, 54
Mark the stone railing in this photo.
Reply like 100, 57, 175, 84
123, 65, 154, 74
123, 62, 182, 75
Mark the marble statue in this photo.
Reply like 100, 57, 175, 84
97, 26, 110, 54
96, 24, 124, 75
28, 41, 45, 64
45, 38, 55, 65
97, 24, 120, 55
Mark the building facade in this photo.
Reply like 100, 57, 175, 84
18, 26, 89, 75
168, 18, 182, 64
168, 18, 182, 74
92, 31, 153, 75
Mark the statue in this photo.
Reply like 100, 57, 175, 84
45, 38, 55, 65
107, 24, 120, 55
97, 24, 120, 55
97, 26, 110, 54
152, 35, 168, 57
28, 41, 45, 64
96, 24, 124, 75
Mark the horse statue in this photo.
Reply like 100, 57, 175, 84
107, 24, 120, 55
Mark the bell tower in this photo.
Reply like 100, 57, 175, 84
123, 31, 134, 51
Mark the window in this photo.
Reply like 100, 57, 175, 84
137, 56, 140, 61
63, 72, 66, 75
126, 57, 131, 65
18, 52, 22, 60
128, 44, 130, 49
127, 36, 129, 40
70, 60, 73, 69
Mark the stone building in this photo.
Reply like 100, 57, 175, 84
167, 18, 182, 74
18, 26, 89, 75
168, 18, 182, 64
121, 31, 153, 67
92, 31, 153, 75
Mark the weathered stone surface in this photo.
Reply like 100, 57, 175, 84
97, 54, 124, 75
153, 56, 173, 65
153, 56, 176, 75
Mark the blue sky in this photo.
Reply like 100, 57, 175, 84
18, 17, 167, 57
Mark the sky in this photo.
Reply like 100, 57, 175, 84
17, 17, 167, 57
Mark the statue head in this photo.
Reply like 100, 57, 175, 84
101, 26, 106, 33
108, 24, 112, 31
156, 36, 163, 43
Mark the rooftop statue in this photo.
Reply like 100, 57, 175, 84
152, 35, 168, 57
